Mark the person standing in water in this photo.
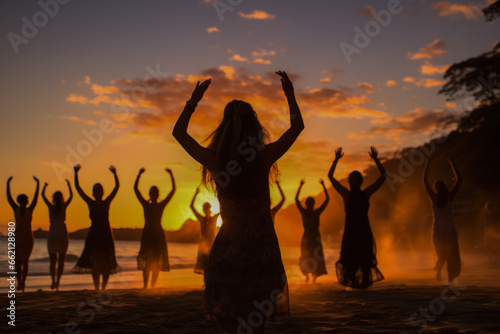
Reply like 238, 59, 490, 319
295, 179, 329, 283
483, 202, 500, 263
134, 167, 175, 289
424, 157, 462, 283
7, 176, 40, 292
41, 179, 73, 290
173, 71, 303, 334
72, 164, 119, 291
271, 181, 286, 223
191, 188, 220, 277
329, 147, 386, 289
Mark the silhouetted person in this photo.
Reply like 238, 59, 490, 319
329, 147, 386, 289
134, 167, 175, 289
424, 158, 462, 282
7, 176, 39, 292
191, 188, 220, 277
173, 71, 303, 334
483, 202, 500, 263
271, 181, 285, 223
41, 179, 72, 290
72, 164, 119, 290
295, 179, 329, 283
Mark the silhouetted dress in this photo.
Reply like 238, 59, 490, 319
194, 214, 217, 274
14, 207, 34, 261
137, 202, 170, 271
73, 201, 119, 273
299, 210, 327, 277
203, 178, 289, 323
47, 206, 69, 254
336, 190, 383, 288
432, 199, 460, 281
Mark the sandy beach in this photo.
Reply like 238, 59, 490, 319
3, 260, 500, 334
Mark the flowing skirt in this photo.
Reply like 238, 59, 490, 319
203, 195, 289, 325
137, 228, 170, 271
299, 229, 327, 277
433, 230, 461, 281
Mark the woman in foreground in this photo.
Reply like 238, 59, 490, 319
42, 179, 73, 290
134, 167, 175, 289
424, 157, 462, 283
329, 147, 386, 289
173, 71, 304, 333
72, 164, 120, 291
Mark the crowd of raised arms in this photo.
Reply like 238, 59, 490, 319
6, 71, 464, 334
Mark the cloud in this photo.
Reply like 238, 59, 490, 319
369, 108, 448, 141
356, 5, 376, 19
206, 26, 219, 33
408, 39, 446, 60
431, 1, 482, 20
239, 10, 276, 20
386, 80, 397, 87
415, 78, 446, 88
65, 67, 388, 142
420, 61, 449, 75
320, 77, 331, 83
253, 58, 271, 65
356, 82, 375, 94
252, 49, 276, 57
403, 77, 415, 83
229, 54, 249, 62
60, 115, 96, 125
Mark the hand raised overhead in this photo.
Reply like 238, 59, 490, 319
189, 79, 211, 104
276, 71, 294, 97
109, 165, 117, 174
334, 147, 344, 161
369, 146, 379, 160
74, 164, 82, 172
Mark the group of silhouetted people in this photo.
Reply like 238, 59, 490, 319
7, 70, 479, 334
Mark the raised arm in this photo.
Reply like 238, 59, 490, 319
316, 179, 330, 214
423, 158, 434, 197
271, 181, 286, 215
6, 177, 17, 209
365, 147, 388, 198
41, 182, 51, 207
134, 168, 147, 205
29, 176, 40, 210
190, 188, 203, 221
448, 158, 462, 198
295, 180, 306, 213
265, 71, 305, 164
172, 79, 215, 169
74, 165, 92, 204
161, 168, 176, 205
65, 179, 73, 206
105, 165, 119, 204
328, 148, 349, 200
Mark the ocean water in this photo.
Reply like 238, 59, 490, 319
0, 238, 314, 291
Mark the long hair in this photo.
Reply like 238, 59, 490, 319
202, 100, 279, 190
52, 191, 64, 215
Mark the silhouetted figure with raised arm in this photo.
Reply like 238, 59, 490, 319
72, 164, 119, 290
191, 188, 220, 277
424, 158, 462, 282
173, 71, 304, 334
271, 181, 286, 223
295, 179, 329, 283
7, 176, 39, 292
329, 147, 386, 289
134, 167, 175, 289
42, 179, 73, 290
